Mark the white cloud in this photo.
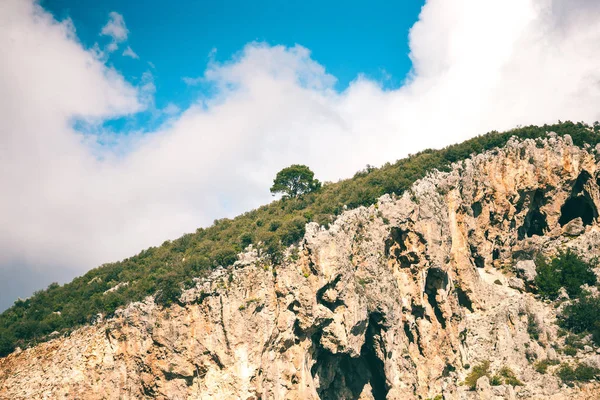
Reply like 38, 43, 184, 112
182, 76, 203, 86
2, 0, 600, 309
101, 11, 128, 42
101, 11, 128, 52
162, 103, 181, 116
122, 45, 139, 59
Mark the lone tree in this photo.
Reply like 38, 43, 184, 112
270, 164, 321, 198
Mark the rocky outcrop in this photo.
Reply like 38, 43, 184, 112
2, 134, 600, 399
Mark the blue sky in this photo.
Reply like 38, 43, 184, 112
42, 0, 425, 132
3, 0, 600, 311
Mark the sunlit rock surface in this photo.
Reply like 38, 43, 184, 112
2, 134, 600, 399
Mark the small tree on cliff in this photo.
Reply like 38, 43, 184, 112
270, 164, 321, 198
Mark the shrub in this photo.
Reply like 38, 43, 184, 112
563, 346, 578, 356
239, 232, 253, 248
559, 292, 600, 346
527, 313, 541, 341
154, 273, 182, 307
494, 366, 524, 386
556, 363, 600, 384
264, 237, 284, 265
280, 217, 307, 246
535, 251, 596, 300
0, 330, 15, 357
534, 359, 559, 374
564, 334, 584, 349
214, 248, 238, 267
465, 360, 490, 390
490, 375, 503, 385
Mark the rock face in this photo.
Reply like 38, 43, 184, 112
2, 134, 600, 399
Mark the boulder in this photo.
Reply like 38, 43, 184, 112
508, 277, 525, 291
563, 217, 585, 236
515, 260, 537, 282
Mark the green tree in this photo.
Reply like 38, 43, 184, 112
270, 164, 321, 198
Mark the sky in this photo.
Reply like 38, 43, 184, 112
2, 0, 600, 311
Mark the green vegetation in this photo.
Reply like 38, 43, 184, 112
527, 312, 541, 341
1, 121, 600, 357
465, 360, 491, 390
492, 366, 524, 387
534, 358, 559, 374
270, 164, 321, 198
465, 362, 523, 389
555, 362, 600, 384
534, 250, 597, 300
562, 346, 578, 356
559, 291, 600, 346
533, 250, 600, 347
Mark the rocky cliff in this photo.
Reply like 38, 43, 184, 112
2, 134, 600, 399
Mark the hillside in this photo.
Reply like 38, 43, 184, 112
1, 121, 600, 361
2, 129, 600, 398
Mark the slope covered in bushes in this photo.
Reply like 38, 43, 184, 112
1, 121, 600, 357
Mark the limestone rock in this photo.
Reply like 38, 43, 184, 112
557, 287, 570, 301
515, 260, 537, 283
562, 217, 585, 236
1, 135, 600, 399
508, 277, 525, 291
476, 376, 492, 400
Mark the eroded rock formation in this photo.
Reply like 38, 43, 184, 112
2, 134, 600, 399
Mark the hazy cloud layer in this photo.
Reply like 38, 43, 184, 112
2, 0, 600, 310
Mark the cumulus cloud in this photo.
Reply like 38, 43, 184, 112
101, 11, 129, 52
2, 0, 600, 310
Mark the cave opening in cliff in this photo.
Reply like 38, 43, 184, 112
424, 267, 448, 328
517, 189, 548, 239
558, 195, 597, 227
311, 313, 389, 400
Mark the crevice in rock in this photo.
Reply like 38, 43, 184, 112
403, 321, 415, 345
517, 189, 548, 239
384, 227, 424, 269
287, 300, 300, 312
403, 321, 424, 357
471, 201, 482, 218
305, 246, 319, 275
219, 296, 231, 351
469, 244, 485, 268
310, 313, 388, 400
141, 382, 157, 397
425, 268, 448, 328
492, 248, 500, 260
454, 285, 474, 312
163, 369, 198, 387
316, 275, 344, 311
442, 363, 456, 377
410, 303, 426, 320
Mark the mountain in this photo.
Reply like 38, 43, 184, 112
2, 123, 600, 399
